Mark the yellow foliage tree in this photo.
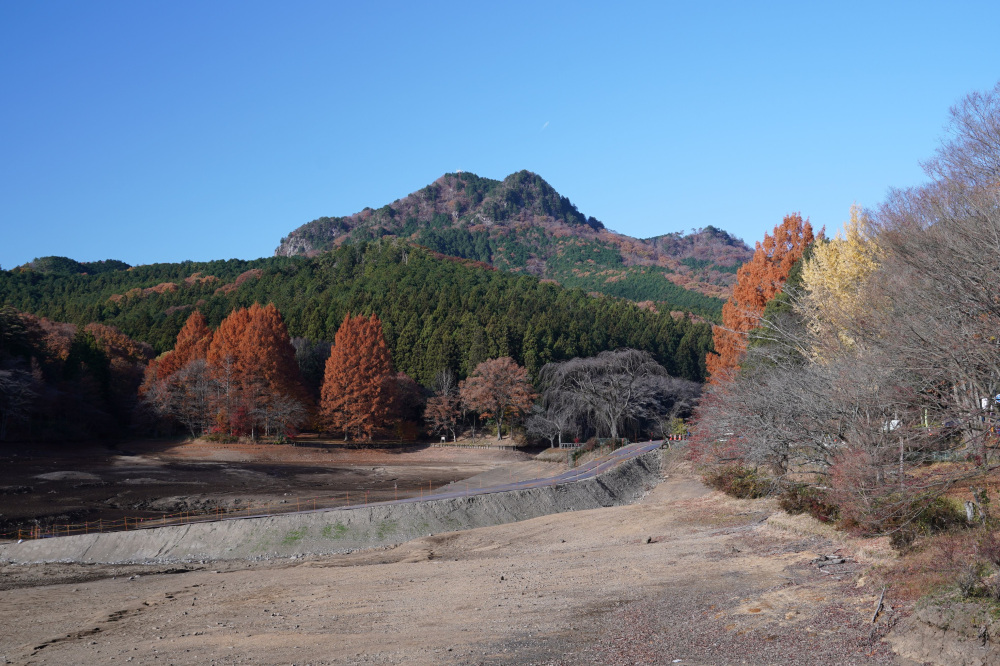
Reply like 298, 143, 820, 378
800, 205, 882, 357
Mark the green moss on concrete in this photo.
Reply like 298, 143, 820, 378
322, 522, 349, 539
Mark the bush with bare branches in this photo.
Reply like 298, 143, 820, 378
693, 82, 1000, 541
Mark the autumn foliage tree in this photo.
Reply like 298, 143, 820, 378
320, 313, 394, 440
85, 323, 155, 424
143, 305, 307, 438
141, 311, 218, 436
800, 205, 882, 358
151, 311, 214, 379
241, 303, 307, 402
692, 83, 1000, 535
706, 213, 816, 382
459, 357, 537, 440
0, 308, 157, 440
206, 303, 307, 436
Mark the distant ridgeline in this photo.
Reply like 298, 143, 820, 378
15, 256, 132, 276
1, 242, 715, 383
276, 171, 753, 321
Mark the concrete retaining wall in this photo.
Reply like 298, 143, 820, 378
0, 450, 661, 565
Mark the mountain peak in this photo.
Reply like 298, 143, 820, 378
275, 171, 751, 317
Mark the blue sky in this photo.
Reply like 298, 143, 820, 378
2, 1, 999, 269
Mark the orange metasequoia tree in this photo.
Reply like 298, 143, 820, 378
705, 213, 816, 383
142, 306, 306, 438
207, 306, 252, 431
159, 311, 214, 377
206, 303, 307, 435
319, 313, 395, 440
242, 303, 308, 402
141, 311, 214, 391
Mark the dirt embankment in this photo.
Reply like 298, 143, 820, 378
888, 602, 1000, 665
0, 449, 661, 565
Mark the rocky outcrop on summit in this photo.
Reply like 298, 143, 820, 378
276, 171, 604, 256
276, 171, 752, 314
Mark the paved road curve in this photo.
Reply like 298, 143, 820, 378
289, 439, 665, 517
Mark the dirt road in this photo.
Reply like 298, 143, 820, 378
0, 452, 901, 665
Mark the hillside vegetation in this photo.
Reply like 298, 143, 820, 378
0, 241, 713, 387
276, 171, 752, 320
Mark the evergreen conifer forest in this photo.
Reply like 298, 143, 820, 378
0, 240, 714, 441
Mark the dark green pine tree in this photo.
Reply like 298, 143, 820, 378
521, 324, 540, 378
465, 325, 489, 376
393, 315, 421, 378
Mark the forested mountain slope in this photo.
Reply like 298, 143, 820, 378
276, 171, 752, 320
1, 242, 714, 384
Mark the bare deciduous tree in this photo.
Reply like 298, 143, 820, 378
693, 82, 1000, 534
924, 80, 1000, 188
539, 349, 698, 440
424, 369, 462, 442
425, 394, 462, 441
254, 392, 307, 439
525, 399, 577, 447
144, 358, 218, 437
